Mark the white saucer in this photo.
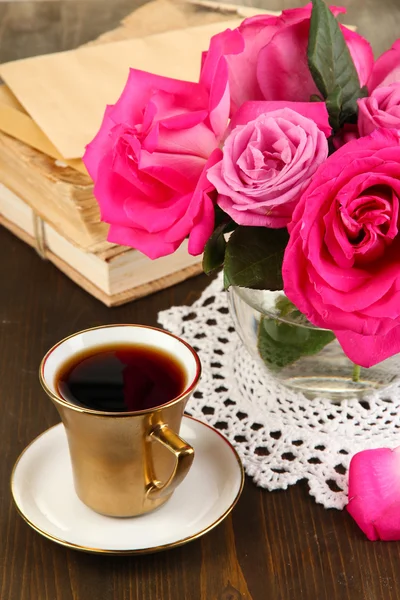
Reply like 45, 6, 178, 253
11, 416, 244, 554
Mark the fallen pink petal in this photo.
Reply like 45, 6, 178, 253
347, 446, 400, 540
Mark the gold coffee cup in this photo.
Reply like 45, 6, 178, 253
39, 325, 201, 517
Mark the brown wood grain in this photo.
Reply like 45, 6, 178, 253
1, 1, 400, 599
2, 202, 400, 600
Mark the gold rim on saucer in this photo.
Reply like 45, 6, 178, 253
10, 416, 245, 555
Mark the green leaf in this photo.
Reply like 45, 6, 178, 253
202, 206, 237, 275
223, 268, 230, 290
214, 204, 230, 229
257, 316, 336, 372
325, 86, 343, 131
339, 85, 369, 125
224, 226, 289, 290
203, 223, 227, 275
275, 295, 305, 321
308, 0, 363, 128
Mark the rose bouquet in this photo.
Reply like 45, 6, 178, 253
84, 0, 400, 371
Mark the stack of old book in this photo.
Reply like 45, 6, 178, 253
0, 0, 261, 305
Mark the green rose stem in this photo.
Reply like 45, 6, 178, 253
352, 363, 361, 383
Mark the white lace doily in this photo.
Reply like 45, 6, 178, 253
158, 273, 400, 510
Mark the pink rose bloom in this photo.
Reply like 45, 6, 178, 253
207, 102, 330, 228
83, 69, 228, 259
200, 4, 373, 113
357, 42, 400, 137
368, 39, 400, 91
282, 129, 400, 368
347, 447, 400, 541
359, 83, 400, 136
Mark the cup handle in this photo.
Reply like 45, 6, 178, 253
146, 423, 194, 499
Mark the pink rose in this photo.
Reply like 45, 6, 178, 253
206, 102, 330, 228
282, 129, 400, 368
368, 39, 400, 91
356, 41, 400, 139
83, 69, 228, 259
347, 447, 400, 541
358, 83, 400, 136
201, 4, 373, 113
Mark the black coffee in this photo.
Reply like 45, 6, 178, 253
56, 343, 187, 412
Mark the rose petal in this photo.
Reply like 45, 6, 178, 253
342, 25, 374, 88
139, 150, 206, 194
335, 326, 400, 368
208, 57, 230, 139
347, 447, 400, 540
187, 193, 215, 255
358, 83, 400, 136
368, 40, 400, 91
83, 105, 115, 180
165, 149, 222, 253
230, 101, 331, 137
112, 69, 209, 122
200, 28, 244, 92
256, 19, 319, 102
107, 224, 181, 259
156, 122, 219, 158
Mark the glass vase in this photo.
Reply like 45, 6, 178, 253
228, 286, 400, 401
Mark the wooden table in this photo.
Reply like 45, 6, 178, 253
1, 1, 400, 599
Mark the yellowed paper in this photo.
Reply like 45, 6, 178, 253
0, 85, 26, 113
0, 19, 242, 159
0, 103, 86, 174
0, 104, 61, 157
